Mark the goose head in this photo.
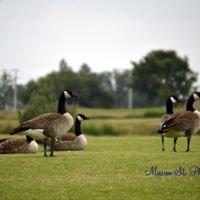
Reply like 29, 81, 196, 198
167, 95, 180, 104
192, 92, 200, 101
77, 114, 90, 122
166, 95, 181, 115
26, 135, 35, 143
63, 90, 78, 99
58, 90, 78, 114
75, 114, 90, 137
186, 92, 200, 112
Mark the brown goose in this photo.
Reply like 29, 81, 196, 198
11, 90, 77, 157
53, 114, 89, 151
159, 95, 181, 151
157, 92, 200, 152
0, 135, 38, 154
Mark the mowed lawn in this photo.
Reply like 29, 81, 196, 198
0, 136, 200, 200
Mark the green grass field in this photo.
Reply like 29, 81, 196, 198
0, 109, 200, 199
0, 136, 200, 200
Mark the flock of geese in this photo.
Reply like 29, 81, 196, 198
0, 90, 89, 156
0, 90, 200, 156
157, 92, 200, 152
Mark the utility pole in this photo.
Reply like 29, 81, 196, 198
128, 88, 133, 109
12, 69, 18, 111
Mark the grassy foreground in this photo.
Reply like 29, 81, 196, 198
0, 136, 200, 200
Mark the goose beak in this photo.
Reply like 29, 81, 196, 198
157, 129, 163, 134
177, 99, 184, 104
72, 93, 78, 98
84, 116, 90, 120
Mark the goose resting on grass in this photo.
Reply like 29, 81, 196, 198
0, 135, 38, 154
157, 92, 200, 152
11, 90, 77, 157
44, 114, 89, 151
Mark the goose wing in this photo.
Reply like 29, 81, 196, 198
162, 111, 199, 132
0, 138, 26, 152
60, 132, 76, 141
11, 113, 64, 134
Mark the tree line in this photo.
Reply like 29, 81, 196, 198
0, 49, 198, 119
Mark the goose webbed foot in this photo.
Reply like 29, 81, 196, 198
186, 136, 191, 153
173, 137, 178, 152
172, 148, 177, 152
49, 138, 55, 157
44, 138, 48, 157
161, 136, 165, 151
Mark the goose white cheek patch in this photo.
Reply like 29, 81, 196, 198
77, 116, 83, 121
64, 91, 70, 98
170, 97, 176, 103
193, 93, 199, 100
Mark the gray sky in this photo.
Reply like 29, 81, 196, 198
0, 0, 200, 84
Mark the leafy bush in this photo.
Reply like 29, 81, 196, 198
83, 124, 118, 136
0, 123, 14, 134
143, 109, 164, 118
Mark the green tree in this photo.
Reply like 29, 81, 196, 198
59, 59, 70, 71
79, 63, 91, 75
19, 66, 115, 121
131, 50, 197, 107
18, 80, 38, 105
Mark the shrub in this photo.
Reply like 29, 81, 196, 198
0, 123, 14, 135
83, 124, 118, 136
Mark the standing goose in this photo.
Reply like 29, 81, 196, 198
159, 95, 180, 151
11, 90, 77, 157
157, 92, 200, 152
0, 135, 38, 154
53, 114, 89, 151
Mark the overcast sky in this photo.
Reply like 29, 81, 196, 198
0, 0, 200, 84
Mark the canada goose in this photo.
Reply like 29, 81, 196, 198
0, 135, 38, 154
157, 92, 200, 152
11, 90, 77, 157
159, 95, 180, 151
52, 114, 89, 151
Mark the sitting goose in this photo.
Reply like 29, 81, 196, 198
11, 90, 77, 157
0, 135, 38, 154
53, 114, 89, 151
157, 92, 200, 152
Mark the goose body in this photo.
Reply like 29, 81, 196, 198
12, 113, 74, 138
158, 95, 180, 151
54, 135, 87, 151
11, 90, 77, 156
157, 92, 200, 152
0, 135, 38, 154
53, 114, 89, 151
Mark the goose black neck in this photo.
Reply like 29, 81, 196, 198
75, 119, 82, 136
57, 94, 67, 114
166, 98, 173, 114
186, 95, 195, 112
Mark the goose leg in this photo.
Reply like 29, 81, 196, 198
161, 135, 165, 151
173, 137, 178, 152
44, 138, 48, 157
50, 138, 55, 157
186, 136, 191, 152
